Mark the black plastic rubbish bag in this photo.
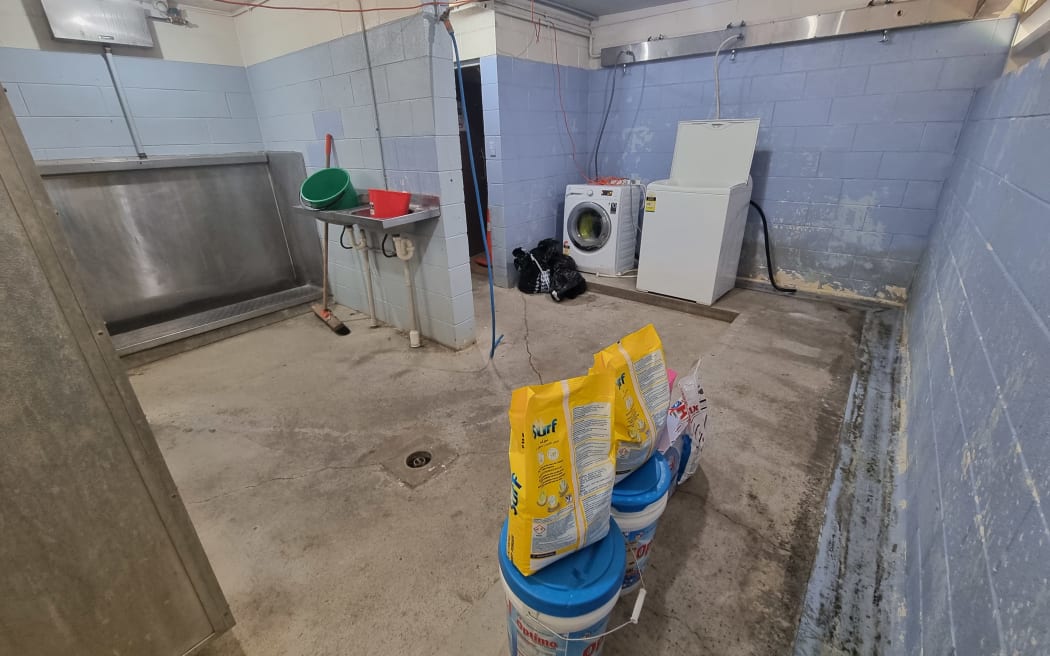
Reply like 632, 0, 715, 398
512, 246, 550, 294
549, 256, 587, 302
512, 238, 587, 302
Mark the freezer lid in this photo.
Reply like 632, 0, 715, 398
647, 178, 751, 194
669, 119, 760, 188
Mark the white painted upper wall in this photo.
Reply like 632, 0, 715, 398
235, 0, 426, 66
0, 0, 245, 66
5, 0, 1002, 73
232, 0, 586, 69
448, 5, 496, 61
155, 9, 244, 66
496, 12, 590, 67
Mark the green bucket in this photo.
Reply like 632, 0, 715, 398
300, 168, 360, 210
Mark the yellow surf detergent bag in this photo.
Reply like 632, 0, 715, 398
591, 324, 671, 481
507, 373, 617, 575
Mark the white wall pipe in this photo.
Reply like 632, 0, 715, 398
392, 235, 421, 348
350, 225, 379, 328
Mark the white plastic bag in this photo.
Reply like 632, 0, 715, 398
665, 358, 709, 485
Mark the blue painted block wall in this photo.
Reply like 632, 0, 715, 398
1, 47, 262, 159
247, 14, 473, 348
480, 55, 589, 287
588, 18, 1015, 303
900, 52, 1050, 655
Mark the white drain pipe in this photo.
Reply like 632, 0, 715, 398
393, 235, 421, 348
350, 225, 379, 327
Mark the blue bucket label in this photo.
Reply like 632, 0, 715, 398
506, 600, 609, 656
622, 521, 658, 590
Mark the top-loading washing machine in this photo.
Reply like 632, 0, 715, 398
562, 183, 643, 276
636, 119, 761, 305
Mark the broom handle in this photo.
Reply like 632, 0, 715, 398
321, 134, 334, 311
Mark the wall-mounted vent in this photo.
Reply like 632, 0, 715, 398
40, 0, 154, 48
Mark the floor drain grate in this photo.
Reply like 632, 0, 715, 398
405, 450, 432, 469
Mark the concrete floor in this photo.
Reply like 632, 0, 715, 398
130, 282, 862, 656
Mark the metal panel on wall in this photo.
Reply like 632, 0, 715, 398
42, 161, 300, 333
0, 74, 230, 656
41, 0, 154, 47
600, 0, 981, 66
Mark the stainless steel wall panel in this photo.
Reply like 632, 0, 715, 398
41, 157, 307, 335
1, 75, 231, 656
37, 153, 269, 176
265, 151, 322, 288
600, 0, 983, 67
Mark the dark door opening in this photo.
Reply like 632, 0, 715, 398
455, 63, 488, 261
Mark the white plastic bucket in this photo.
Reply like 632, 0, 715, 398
611, 452, 673, 594
498, 518, 626, 656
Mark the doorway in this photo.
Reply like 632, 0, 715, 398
454, 62, 488, 261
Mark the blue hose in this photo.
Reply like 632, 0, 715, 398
449, 28, 502, 358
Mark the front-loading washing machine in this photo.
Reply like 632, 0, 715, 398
562, 184, 642, 276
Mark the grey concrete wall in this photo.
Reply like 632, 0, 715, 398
900, 51, 1050, 655
247, 14, 473, 349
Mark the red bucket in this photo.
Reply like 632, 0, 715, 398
369, 189, 411, 218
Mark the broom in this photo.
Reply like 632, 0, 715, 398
312, 134, 351, 336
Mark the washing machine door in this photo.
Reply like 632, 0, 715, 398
566, 202, 612, 252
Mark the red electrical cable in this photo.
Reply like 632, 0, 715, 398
209, 0, 475, 14
551, 25, 594, 184
530, 0, 540, 41
550, 26, 631, 186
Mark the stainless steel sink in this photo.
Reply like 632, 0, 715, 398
294, 192, 441, 232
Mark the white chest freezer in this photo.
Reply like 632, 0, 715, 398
636, 119, 760, 306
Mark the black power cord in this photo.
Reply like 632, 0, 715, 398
381, 233, 397, 258
749, 200, 797, 294
339, 226, 353, 249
